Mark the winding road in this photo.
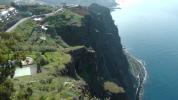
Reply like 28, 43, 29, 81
5, 17, 30, 32
5, 8, 64, 33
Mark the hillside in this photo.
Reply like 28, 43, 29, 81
0, 4, 145, 100
0, 0, 117, 7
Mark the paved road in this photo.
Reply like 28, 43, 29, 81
44, 8, 63, 17
5, 8, 63, 33
6, 17, 30, 32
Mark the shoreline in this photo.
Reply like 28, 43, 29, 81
136, 58, 147, 84
135, 57, 147, 99
124, 49, 148, 83
124, 48, 147, 100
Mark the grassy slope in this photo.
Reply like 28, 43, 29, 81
10, 10, 92, 100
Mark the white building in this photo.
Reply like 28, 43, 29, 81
0, 10, 8, 18
0, 7, 17, 22
33, 17, 42, 21
9, 7, 15, 12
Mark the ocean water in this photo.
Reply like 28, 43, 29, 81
112, 0, 178, 100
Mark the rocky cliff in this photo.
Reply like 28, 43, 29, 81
57, 4, 145, 100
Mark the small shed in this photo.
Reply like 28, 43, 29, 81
21, 57, 34, 66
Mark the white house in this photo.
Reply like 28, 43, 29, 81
33, 17, 42, 22
0, 10, 8, 18
9, 7, 15, 12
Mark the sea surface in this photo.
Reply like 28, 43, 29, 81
112, 0, 178, 100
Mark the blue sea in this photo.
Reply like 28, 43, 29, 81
112, 0, 178, 100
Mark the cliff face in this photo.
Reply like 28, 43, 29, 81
57, 4, 142, 100
83, 4, 136, 100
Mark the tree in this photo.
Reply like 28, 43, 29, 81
13, 51, 26, 68
15, 86, 33, 100
0, 32, 21, 99
0, 61, 16, 100
0, 22, 5, 32
36, 53, 47, 73
37, 63, 42, 73
0, 80, 14, 100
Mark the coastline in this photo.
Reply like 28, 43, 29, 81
124, 49, 147, 100
112, 1, 147, 99
136, 58, 147, 84
135, 56, 147, 100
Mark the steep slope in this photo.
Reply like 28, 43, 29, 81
83, 4, 136, 100
48, 4, 145, 100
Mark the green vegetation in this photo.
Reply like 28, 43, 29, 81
45, 9, 83, 27
44, 10, 85, 46
12, 19, 37, 39
13, 73, 83, 100
0, 9, 90, 99
44, 51, 70, 64
11, 19, 68, 51
0, 22, 5, 32
104, 81, 125, 94
0, 32, 22, 100
64, 46, 85, 53
12, 4, 55, 16
0, 32, 21, 62
0, 79, 15, 100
